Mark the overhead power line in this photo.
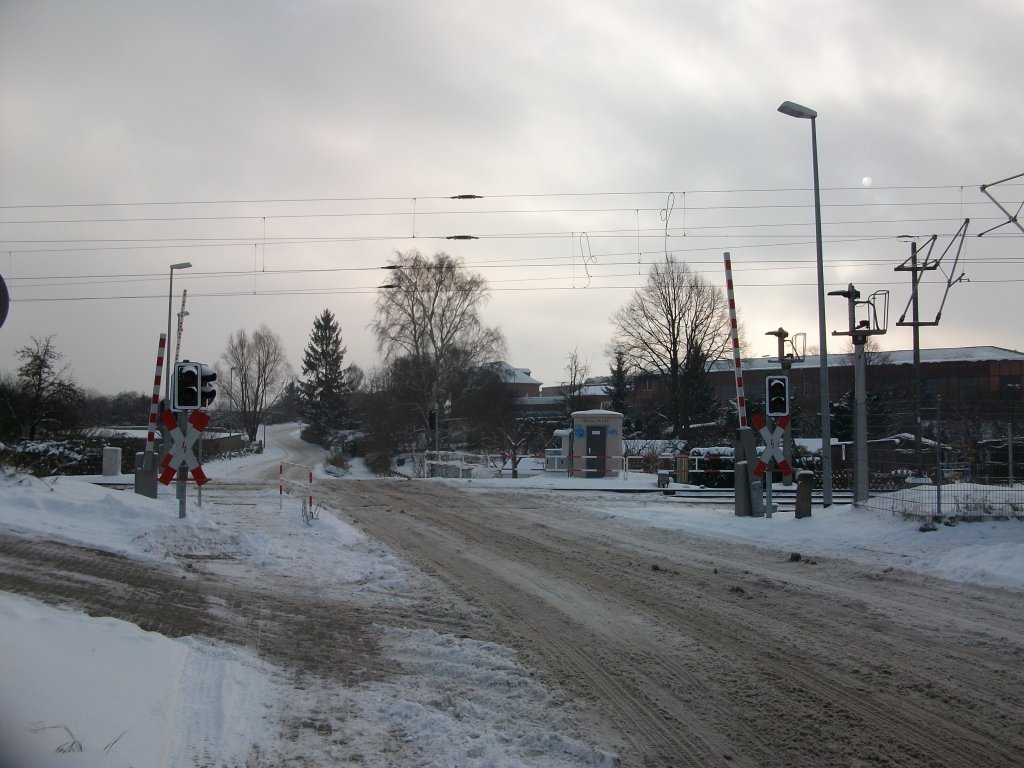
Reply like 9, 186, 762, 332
1, 180, 1018, 305
12, 276, 1008, 305
0, 181, 1017, 211
8, 248, 1024, 289
0, 200, 996, 226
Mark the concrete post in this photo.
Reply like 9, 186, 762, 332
795, 470, 814, 518
102, 446, 122, 477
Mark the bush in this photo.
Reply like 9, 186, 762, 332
326, 450, 350, 472
0, 433, 141, 476
364, 452, 393, 477
300, 423, 327, 447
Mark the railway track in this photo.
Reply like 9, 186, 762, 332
660, 486, 855, 504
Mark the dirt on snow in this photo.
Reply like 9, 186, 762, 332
3, 475, 1023, 767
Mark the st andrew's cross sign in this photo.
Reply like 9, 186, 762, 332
159, 409, 210, 486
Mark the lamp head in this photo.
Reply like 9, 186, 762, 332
170, 262, 193, 271
778, 101, 817, 120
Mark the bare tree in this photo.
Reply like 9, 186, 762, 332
563, 347, 590, 415
372, 250, 505, 426
218, 325, 293, 443
6, 335, 82, 439
358, 365, 424, 473
611, 257, 731, 437
841, 334, 895, 368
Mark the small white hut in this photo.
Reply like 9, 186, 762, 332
568, 410, 624, 478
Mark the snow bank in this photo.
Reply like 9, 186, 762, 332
0, 592, 281, 768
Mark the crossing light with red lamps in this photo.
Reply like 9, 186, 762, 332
765, 375, 790, 417
172, 361, 201, 411
199, 364, 217, 407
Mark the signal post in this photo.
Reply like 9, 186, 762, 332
829, 284, 888, 503
163, 359, 217, 517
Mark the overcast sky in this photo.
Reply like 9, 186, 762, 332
1, 0, 1022, 399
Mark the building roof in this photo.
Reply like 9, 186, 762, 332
541, 376, 611, 397
517, 396, 563, 406
714, 345, 1024, 372
484, 361, 542, 385
516, 346, 1023, 391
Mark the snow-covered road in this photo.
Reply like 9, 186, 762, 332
2, 424, 1023, 766
0, 432, 616, 767
324, 478, 1024, 767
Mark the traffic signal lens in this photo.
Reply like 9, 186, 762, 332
200, 364, 217, 407
766, 375, 789, 417
173, 362, 201, 410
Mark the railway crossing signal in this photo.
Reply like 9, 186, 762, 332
199, 363, 217, 407
752, 412, 793, 478
765, 375, 790, 417
172, 361, 201, 411
159, 409, 209, 486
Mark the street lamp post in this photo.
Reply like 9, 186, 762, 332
165, 262, 192, 402
778, 100, 832, 506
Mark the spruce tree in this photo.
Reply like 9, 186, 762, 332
605, 346, 632, 419
300, 309, 349, 437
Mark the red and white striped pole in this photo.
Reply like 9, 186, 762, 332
723, 252, 748, 428
278, 461, 315, 512
173, 288, 188, 367
145, 333, 168, 459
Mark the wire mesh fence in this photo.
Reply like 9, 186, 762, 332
858, 482, 1024, 521
788, 447, 1024, 521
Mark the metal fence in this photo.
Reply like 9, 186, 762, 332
424, 450, 504, 479
858, 482, 1024, 521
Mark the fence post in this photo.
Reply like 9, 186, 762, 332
936, 395, 942, 520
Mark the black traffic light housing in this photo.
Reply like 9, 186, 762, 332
765, 375, 790, 417
173, 361, 201, 411
199, 364, 217, 407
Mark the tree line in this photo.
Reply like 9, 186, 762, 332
311, 249, 735, 469
3, 248, 1018, 479
0, 248, 741, 473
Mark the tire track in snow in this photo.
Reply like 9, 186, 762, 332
163, 646, 221, 767
326, 481, 747, 767
324, 479, 1024, 768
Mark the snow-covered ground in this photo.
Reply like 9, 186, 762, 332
456, 472, 1024, 590
1, 425, 1022, 766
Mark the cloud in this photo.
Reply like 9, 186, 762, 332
1, 0, 1022, 394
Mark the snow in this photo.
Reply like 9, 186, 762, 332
458, 472, 1024, 590
719, 344, 1024, 372
0, 593, 281, 768
2, 425, 1023, 766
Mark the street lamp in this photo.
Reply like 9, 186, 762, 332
165, 262, 192, 402
778, 100, 832, 505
